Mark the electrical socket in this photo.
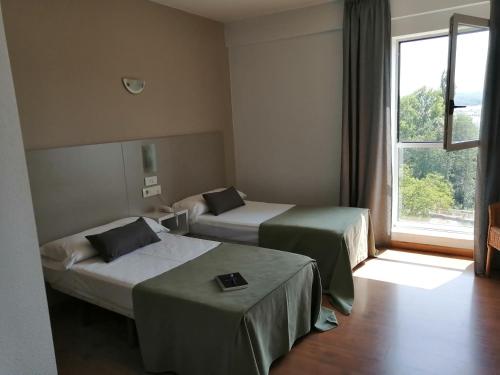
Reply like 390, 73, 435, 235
145, 176, 157, 186
142, 185, 161, 198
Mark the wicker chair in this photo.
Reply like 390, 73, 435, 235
486, 202, 500, 276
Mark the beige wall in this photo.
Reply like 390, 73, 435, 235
1, 0, 235, 182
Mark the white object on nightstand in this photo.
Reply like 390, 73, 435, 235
158, 205, 174, 213
143, 209, 189, 235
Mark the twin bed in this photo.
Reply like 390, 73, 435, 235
40, 188, 373, 375
188, 200, 372, 270
43, 226, 222, 319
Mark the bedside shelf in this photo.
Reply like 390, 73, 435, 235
144, 209, 189, 235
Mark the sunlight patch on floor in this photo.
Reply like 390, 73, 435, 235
376, 250, 473, 270
353, 250, 474, 289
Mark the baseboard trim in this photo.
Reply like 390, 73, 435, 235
390, 240, 473, 259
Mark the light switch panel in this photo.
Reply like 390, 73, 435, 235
142, 184, 161, 198
145, 176, 157, 186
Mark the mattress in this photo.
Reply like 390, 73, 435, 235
42, 232, 220, 318
190, 200, 294, 245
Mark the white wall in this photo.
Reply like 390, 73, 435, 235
227, 2, 343, 205
225, 0, 489, 205
229, 28, 343, 205
0, 4, 57, 375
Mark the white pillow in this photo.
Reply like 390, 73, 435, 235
172, 188, 247, 223
40, 217, 168, 270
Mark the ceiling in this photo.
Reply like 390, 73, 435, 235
149, 0, 333, 23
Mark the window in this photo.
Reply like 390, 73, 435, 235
444, 14, 490, 150
393, 28, 488, 238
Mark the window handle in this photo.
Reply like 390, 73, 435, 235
448, 99, 467, 115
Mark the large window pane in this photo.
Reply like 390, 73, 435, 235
396, 34, 480, 235
398, 37, 448, 143
398, 147, 476, 231
450, 28, 489, 143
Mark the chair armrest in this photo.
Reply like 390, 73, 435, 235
488, 202, 500, 227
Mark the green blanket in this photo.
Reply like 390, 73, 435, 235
259, 206, 374, 315
132, 243, 336, 375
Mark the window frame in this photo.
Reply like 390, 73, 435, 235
392, 32, 451, 232
396, 34, 449, 145
444, 13, 490, 151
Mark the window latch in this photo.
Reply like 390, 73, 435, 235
448, 99, 467, 115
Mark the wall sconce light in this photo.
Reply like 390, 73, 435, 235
122, 77, 145, 95
142, 144, 157, 174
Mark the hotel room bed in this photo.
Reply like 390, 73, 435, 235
42, 231, 221, 318
176, 192, 376, 314
190, 200, 371, 269
42, 221, 334, 375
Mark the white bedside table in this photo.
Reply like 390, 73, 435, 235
144, 209, 189, 235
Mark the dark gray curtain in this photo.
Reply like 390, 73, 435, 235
475, 0, 500, 275
341, 0, 392, 247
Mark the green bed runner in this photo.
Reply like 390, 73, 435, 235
259, 206, 374, 315
132, 243, 336, 375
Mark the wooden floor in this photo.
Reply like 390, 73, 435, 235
49, 250, 500, 375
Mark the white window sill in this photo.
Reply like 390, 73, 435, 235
391, 225, 473, 250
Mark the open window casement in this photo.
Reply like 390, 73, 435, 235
444, 14, 490, 151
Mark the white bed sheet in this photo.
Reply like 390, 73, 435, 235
189, 200, 294, 245
43, 232, 220, 318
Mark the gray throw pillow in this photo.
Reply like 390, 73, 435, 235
202, 186, 245, 216
86, 217, 160, 262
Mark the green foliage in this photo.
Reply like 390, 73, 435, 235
400, 166, 454, 217
402, 147, 477, 211
399, 82, 479, 144
399, 87, 444, 142
453, 113, 480, 141
398, 80, 478, 215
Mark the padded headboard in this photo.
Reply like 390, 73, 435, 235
26, 132, 225, 244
